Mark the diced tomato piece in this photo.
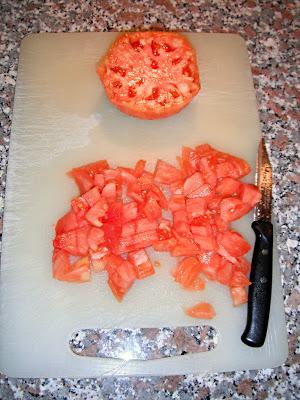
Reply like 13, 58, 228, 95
186, 197, 207, 219
216, 259, 233, 286
216, 157, 250, 179
157, 219, 172, 240
230, 270, 251, 287
71, 197, 89, 218
136, 218, 158, 233
54, 229, 80, 256
89, 245, 110, 272
127, 182, 144, 202
230, 286, 248, 306
102, 202, 123, 252
216, 161, 236, 179
122, 201, 138, 223
52, 249, 71, 279
195, 143, 216, 158
173, 210, 191, 236
137, 171, 154, 191
154, 159, 182, 184
239, 183, 261, 208
128, 249, 155, 279
173, 256, 201, 288
121, 221, 136, 237
169, 194, 186, 211
153, 237, 177, 251
199, 253, 222, 280
61, 256, 91, 283
183, 172, 205, 197
168, 180, 184, 193
68, 160, 109, 194
107, 260, 136, 301
144, 195, 162, 220
212, 214, 229, 232
55, 211, 78, 234
150, 184, 168, 209
198, 157, 217, 187
85, 197, 108, 227
119, 168, 138, 186
218, 231, 251, 257
103, 169, 121, 183
193, 235, 217, 251
185, 277, 206, 290
171, 242, 200, 257
88, 227, 105, 251
217, 244, 238, 264
185, 302, 216, 319
181, 146, 200, 176
94, 173, 105, 189
216, 177, 241, 197
235, 257, 251, 275
115, 230, 159, 254
102, 182, 117, 203
134, 159, 146, 177
103, 254, 124, 273
82, 186, 101, 207
220, 197, 249, 222
190, 225, 212, 236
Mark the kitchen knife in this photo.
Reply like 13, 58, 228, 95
241, 138, 273, 347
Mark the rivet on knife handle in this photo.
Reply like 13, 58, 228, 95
241, 220, 273, 347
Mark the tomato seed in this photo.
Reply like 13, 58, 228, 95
183, 65, 192, 77
162, 43, 174, 52
170, 89, 180, 98
111, 66, 126, 77
151, 59, 159, 69
130, 40, 143, 51
128, 87, 136, 98
172, 57, 182, 65
113, 80, 122, 89
151, 40, 160, 56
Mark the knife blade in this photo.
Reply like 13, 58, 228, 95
241, 138, 273, 347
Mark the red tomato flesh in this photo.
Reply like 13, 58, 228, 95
97, 31, 200, 120
53, 143, 259, 312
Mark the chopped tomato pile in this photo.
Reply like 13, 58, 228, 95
53, 144, 261, 318
97, 31, 200, 120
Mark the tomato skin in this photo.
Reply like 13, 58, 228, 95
185, 302, 216, 319
98, 31, 200, 120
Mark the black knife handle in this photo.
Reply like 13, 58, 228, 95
241, 220, 273, 347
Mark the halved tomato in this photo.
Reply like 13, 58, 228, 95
97, 31, 200, 120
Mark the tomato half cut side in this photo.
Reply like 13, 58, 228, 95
98, 31, 200, 120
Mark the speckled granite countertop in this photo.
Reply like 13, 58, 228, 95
0, 1, 299, 399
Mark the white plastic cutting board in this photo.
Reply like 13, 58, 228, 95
0, 33, 287, 378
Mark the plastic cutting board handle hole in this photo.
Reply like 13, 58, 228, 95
69, 326, 218, 360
